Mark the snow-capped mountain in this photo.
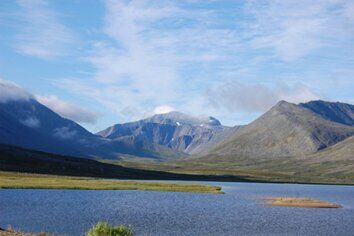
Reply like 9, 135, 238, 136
97, 111, 242, 155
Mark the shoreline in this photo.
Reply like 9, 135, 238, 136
2, 169, 354, 187
0, 171, 222, 194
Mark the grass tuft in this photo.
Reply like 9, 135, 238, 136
86, 222, 133, 236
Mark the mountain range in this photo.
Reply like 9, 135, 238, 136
1, 91, 354, 183
97, 111, 241, 156
1, 95, 353, 162
0, 97, 240, 160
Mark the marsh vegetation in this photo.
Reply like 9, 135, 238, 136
0, 171, 222, 194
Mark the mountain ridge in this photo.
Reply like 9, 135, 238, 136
206, 100, 354, 159
97, 111, 240, 156
299, 100, 354, 126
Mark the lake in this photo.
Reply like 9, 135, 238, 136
0, 182, 353, 235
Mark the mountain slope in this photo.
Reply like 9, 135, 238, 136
97, 111, 240, 156
309, 135, 354, 161
0, 99, 87, 156
207, 101, 354, 159
163, 135, 354, 184
0, 99, 173, 159
300, 100, 354, 126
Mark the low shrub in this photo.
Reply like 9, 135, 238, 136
86, 222, 133, 236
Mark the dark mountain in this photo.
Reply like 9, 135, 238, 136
300, 100, 354, 126
206, 101, 354, 159
97, 111, 241, 156
0, 99, 90, 156
0, 99, 171, 159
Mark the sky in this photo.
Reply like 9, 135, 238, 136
0, 0, 353, 132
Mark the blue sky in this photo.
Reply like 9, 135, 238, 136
0, 0, 353, 132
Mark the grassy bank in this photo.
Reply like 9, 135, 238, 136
0, 171, 222, 194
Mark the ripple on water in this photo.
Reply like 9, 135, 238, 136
0, 182, 353, 236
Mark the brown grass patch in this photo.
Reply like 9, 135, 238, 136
260, 197, 342, 208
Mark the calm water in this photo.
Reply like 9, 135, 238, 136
0, 182, 353, 236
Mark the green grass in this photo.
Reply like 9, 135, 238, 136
0, 171, 222, 194
0, 222, 133, 236
86, 222, 133, 236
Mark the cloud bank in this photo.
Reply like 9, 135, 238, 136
207, 82, 320, 113
36, 95, 99, 124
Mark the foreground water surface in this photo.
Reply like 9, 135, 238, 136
0, 182, 353, 236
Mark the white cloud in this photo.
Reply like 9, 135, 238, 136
207, 81, 321, 113
35, 95, 99, 124
52, 0, 354, 126
14, 0, 75, 59
343, 1, 354, 21
0, 78, 32, 103
56, 1, 242, 122
53, 126, 77, 139
246, 0, 354, 61
152, 105, 175, 115
20, 117, 40, 128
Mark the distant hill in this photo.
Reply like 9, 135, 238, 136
206, 101, 354, 159
97, 111, 241, 155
